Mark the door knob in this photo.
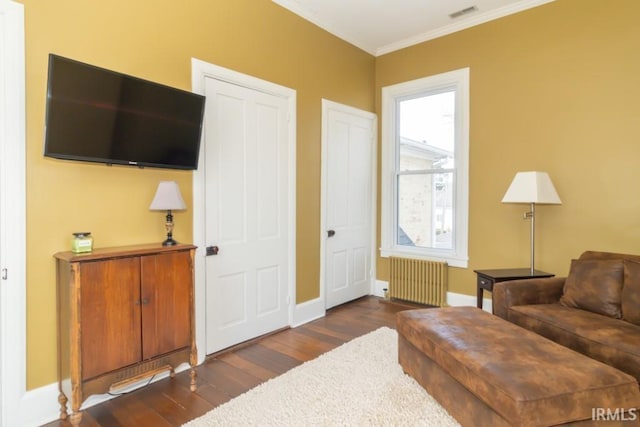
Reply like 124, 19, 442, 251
206, 246, 220, 256
327, 230, 336, 238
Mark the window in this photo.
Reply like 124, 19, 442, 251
381, 68, 469, 267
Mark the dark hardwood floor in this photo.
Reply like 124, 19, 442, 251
42, 296, 426, 427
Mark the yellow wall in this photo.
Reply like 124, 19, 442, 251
19, 0, 640, 391
18, 0, 374, 389
375, 0, 640, 294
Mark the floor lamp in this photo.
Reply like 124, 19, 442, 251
502, 171, 562, 275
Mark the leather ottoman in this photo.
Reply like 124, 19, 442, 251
397, 307, 640, 426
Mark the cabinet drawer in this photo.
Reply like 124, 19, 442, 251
477, 276, 494, 291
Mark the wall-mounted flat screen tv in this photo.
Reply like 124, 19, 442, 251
44, 54, 205, 170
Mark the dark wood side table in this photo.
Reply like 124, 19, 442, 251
474, 268, 554, 309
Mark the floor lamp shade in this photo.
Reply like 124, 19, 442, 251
502, 171, 561, 205
502, 171, 561, 274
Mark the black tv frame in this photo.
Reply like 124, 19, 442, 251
43, 54, 206, 170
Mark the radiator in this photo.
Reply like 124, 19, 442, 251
389, 257, 448, 307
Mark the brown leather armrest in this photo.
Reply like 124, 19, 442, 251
493, 277, 566, 320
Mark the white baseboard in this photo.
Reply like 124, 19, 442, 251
375, 280, 492, 312
292, 296, 325, 327
446, 291, 492, 313
373, 280, 388, 298
19, 383, 59, 427
19, 364, 191, 427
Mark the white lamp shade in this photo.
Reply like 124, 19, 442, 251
149, 181, 187, 211
502, 171, 562, 204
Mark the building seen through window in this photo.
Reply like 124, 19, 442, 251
397, 91, 454, 250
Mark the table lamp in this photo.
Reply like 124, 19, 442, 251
149, 181, 187, 246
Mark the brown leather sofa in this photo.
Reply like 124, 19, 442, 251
493, 250, 640, 384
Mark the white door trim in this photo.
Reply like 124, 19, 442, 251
0, 1, 26, 426
320, 99, 377, 307
191, 59, 296, 362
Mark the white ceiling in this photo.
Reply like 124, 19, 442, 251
272, 0, 555, 56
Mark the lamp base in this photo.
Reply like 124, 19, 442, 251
162, 210, 178, 246
162, 237, 178, 246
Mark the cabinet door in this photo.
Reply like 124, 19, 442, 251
80, 257, 142, 380
140, 251, 191, 359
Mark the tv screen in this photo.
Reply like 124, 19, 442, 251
44, 54, 205, 170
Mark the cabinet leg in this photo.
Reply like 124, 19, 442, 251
70, 411, 82, 427
190, 367, 197, 392
58, 392, 68, 420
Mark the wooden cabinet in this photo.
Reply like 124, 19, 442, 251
55, 244, 197, 426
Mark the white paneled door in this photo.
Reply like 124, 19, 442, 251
203, 75, 292, 354
1, 2, 26, 427
322, 100, 376, 309
0, 0, 26, 426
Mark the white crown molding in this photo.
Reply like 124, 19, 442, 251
376, 0, 556, 56
272, 0, 556, 57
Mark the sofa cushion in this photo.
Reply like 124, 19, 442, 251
623, 259, 640, 325
508, 303, 640, 382
560, 258, 623, 318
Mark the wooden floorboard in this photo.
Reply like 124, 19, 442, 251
41, 296, 427, 427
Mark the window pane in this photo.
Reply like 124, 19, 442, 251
397, 172, 453, 249
398, 91, 455, 172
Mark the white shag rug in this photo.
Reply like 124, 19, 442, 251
184, 327, 460, 426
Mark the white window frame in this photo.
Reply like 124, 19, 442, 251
380, 68, 469, 268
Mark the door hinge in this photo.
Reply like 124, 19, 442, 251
1, 268, 7, 280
